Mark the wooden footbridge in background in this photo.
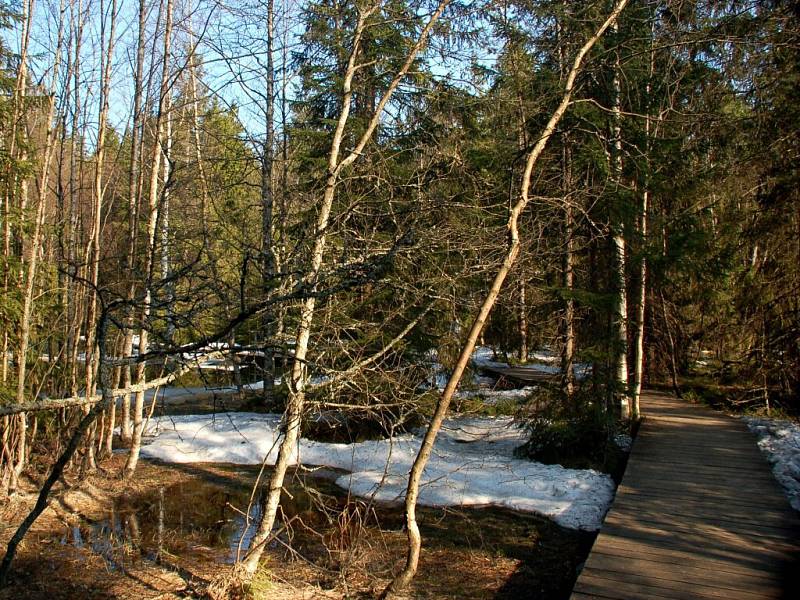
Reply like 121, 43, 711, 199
479, 364, 559, 385
572, 391, 800, 600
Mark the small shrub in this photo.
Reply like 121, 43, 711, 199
515, 387, 626, 473
515, 411, 609, 467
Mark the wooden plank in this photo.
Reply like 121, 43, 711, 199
606, 500, 797, 532
598, 518, 798, 557
615, 484, 791, 510
576, 569, 777, 600
619, 466, 778, 487
570, 391, 800, 600
583, 551, 783, 593
589, 536, 785, 576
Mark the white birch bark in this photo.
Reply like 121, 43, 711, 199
12, 0, 66, 489
124, 0, 173, 478
121, 0, 148, 443
383, 2, 630, 593
236, 0, 452, 581
611, 20, 630, 417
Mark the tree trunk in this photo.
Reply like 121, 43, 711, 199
561, 141, 576, 399
261, 0, 277, 405
12, 0, 66, 490
632, 21, 656, 420
383, 2, 630, 594
610, 20, 630, 418
237, 0, 451, 582
82, 0, 118, 470
632, 189, 647, 419
518, 279, 528, 362
557, 11, 576, 400
121, 0, 148, 444
124, 0, 173, 479
160, 88, 175, 345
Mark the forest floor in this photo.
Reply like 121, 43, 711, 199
0, 453, 595, 599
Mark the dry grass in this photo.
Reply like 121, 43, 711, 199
0, 455, 592, 599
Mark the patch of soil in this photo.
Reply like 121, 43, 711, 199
1, 455, 595, 599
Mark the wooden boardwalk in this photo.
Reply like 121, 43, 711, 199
572, 391, 800, 600
479, 365, 559, 385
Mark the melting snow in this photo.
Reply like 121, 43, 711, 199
470, 346, 591, 380
140, 412, 614, 531
744, 416, 800, 511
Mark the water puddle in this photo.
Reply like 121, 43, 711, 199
60, 467, 346, 572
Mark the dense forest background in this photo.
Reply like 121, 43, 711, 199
0, 0, 798, 592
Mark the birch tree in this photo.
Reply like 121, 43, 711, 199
124, 0, 174, 478
83, 0, 119, 467
232, 0, 453, 584
383, 1, 630, 593
261, 0, 277, 405
11, 0, 66, 491
610, 18, 630, 418
120, 0, 148, 443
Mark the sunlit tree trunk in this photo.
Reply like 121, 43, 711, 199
518, 279, 528, 361
562, 143, 576, 399
237, 0, 451, 582
261, 0, 277, 404
160, 88, 175, 345
1, 0, 34, 386
65, 0, 86, 399
557, 11, 575, 399
632, 18, 656, 420
121, 0, 148, 443
83, 0, 118, 468
125, 0, 173, 478
1, 0, 33, 494
610, 20, 630, 418
12, 0, 66, 491
383, 2, 630, 594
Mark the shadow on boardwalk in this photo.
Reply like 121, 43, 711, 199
572, 391, 800, 600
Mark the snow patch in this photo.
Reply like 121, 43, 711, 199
140, 412, 614, 531
744, 416, 800, 511
477, 387, 537, 405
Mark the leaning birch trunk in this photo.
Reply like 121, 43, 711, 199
124, 0, 173, 478
234, 0, 452, 583
610, 20, 630, 418
121, 0, 148, 443
383, 2, 630, 594
12, 1, 66, 490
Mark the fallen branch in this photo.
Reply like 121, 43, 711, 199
0, 350, 226, 417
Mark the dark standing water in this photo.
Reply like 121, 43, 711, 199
60, 466, 346, 572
